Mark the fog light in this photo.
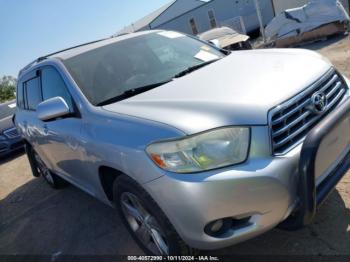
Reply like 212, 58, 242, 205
204, 218, 232, 237
204, 216, 252, 237
210, 219, 224, 232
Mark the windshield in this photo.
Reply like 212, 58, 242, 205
63, 32, 225, 105
0, 102, 16, 120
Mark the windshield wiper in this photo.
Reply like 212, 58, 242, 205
97, 80, 172, 106
96, 59, 220, 106
173, 59, 221, 78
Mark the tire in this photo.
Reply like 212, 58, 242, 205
278, 200, 306, 231
113, 176, 198, 255
278, 211, 305, 231
25, 143, 40, 178
26, 143, 68, 189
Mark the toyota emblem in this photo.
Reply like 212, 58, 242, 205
311, 92, 328, 114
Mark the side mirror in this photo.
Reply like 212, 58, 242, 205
37, 97, 71, 121
209, 39, 221, 49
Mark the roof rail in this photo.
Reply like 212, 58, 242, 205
39, 36, 112, 60
111, 32, 131, 37
19, 59, 39, 76
19, 36, 112, 76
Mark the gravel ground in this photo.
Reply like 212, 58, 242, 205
0, 35, 349, 257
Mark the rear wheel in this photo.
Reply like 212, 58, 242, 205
25, 143, 40, 178
26, 143, 67, 189
114, 176, 197, 255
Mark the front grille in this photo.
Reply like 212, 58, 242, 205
10, 141, 23, 150
0, 143, 7, 152
270, 68, 348, 155
3, 127, 19, 139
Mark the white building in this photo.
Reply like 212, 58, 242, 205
117, 0, 275, 36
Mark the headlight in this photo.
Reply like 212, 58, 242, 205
0, 134, 6, 141
146, 127, 250, 173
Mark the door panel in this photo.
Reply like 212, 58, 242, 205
36, 66, 89, 189
39, 118, 85, 182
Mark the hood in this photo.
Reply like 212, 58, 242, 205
103, 49, 331, 134
0, 116, 14, 134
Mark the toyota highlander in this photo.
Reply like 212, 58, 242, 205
15, 30, 350, 255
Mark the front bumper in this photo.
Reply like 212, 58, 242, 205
144, 126, 302, 250
144, 98, 350, 250
0, 136, 24, 157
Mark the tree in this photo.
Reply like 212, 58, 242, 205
0, 75, 17, 103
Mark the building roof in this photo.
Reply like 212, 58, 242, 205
150, 0, 212, 28
116, 0, 214, 35
116, 1, 176, 35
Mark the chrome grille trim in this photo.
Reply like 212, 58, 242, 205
4, 127, 19, 139
0, 143, 7, 152
271, 98, 311, 125
272, 111, 311, 138
269, 68, 348, 155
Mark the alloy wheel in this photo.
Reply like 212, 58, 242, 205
34, 153, 54, 184
120, 192, 169, 255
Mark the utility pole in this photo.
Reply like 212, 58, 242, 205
254, 0, 266, 43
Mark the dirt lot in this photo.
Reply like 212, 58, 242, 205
0, 35, 350, 257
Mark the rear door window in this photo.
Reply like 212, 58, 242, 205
24, 77, 42, 111
16, 82, 24, 109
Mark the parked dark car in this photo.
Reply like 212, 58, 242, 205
0, 100, 23, 157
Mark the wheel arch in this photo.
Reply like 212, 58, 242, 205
98, 166, 125, 201
23, 139, 31, 148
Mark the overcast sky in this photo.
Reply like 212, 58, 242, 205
0, 0, 169, 77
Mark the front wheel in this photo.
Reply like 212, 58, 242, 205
114, 176, 197, 255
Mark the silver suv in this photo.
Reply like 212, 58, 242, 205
15, 30, 350, 255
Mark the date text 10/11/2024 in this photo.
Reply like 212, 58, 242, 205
127, 256, 220, 261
